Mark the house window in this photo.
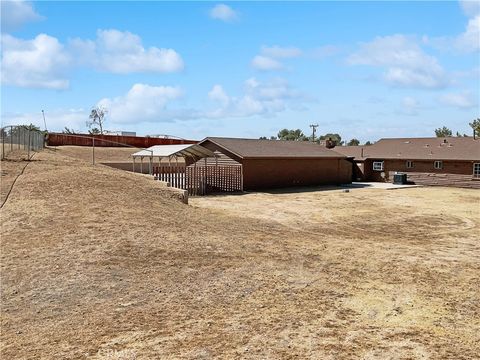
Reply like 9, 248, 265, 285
474, 163, 480, 178
406, 161, 414, 169
434, 161, 443, 169
373, 161, 384, 171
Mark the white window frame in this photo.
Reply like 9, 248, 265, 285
373, 161, 384, 171
406, 160, 414, 169
434, 160, 443, 169
474, 163, 480, 178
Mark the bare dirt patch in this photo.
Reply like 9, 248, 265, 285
1, 149, 479, 359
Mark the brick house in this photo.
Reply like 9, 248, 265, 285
335, 137, 480, 189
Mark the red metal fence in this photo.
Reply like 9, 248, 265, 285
47, 133, 197, 147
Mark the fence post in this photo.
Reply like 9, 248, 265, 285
92, 137, 95, 165
1, 129, 4, 160
27, 129, 31, 160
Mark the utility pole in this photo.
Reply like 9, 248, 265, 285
309, 124, 319, 142
42, 110, 48, 131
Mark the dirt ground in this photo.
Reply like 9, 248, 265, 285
1, 148, 479, 359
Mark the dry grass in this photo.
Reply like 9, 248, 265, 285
1, 148, 479, 359
52, 145, 141, 163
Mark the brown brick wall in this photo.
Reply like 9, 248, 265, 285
242, 158, 352, 190
200, 139, 352, 190
362, 159, 480, 188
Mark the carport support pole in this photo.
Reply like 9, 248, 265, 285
140, 157, 143, 174
132, 157, 135, 173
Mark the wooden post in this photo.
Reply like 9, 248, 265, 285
168, 157, 172, 186
175, 156, 179, 188
194, 160, 197, 196
27, 130, 31, 160
240, 164, 243, 191
92, 137, 95, 165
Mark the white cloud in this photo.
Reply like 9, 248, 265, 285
97, 83, 185, 124
1, 0, 43, 32
208, 84, 230, 107
261, 45, 302, 58
207, 77, 305, 118
209, 4, 238, 22
251, 45, 302, 71
1, 33, 71, 89
3, 78, 308, 129
311, 45, 340, 59
399, 96, 421, 116
70, 29, 184, 73
347, 34, 448, 88
425, 14, 479, 53
439, 91, 478, 108
459, 0, 480, 17
454, 15, 480, 52
251, 55, 284, 71
1, 108, 87, 131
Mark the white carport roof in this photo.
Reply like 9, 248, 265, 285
131, 144, 215, 159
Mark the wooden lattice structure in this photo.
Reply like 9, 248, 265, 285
134, 145, 243, 196
185, 153, 243, 195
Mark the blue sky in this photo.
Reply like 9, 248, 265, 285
1, 1, 479, 142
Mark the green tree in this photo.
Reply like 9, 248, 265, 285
435, 126, 452, 137
347, 138, 360, 146
277, 129, 308, 141
469, 118, 480, 138
364, 141, 373, 146
88, 127, 101, 135
319, 133, 343, 146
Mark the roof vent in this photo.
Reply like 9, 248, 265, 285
424, 144, 430, 148
443, 139, 448, 143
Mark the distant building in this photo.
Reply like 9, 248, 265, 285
104, 131, 137, 136
334, 137, 480, 188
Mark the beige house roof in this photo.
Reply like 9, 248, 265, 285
334, 137, 480, 161
200, 137, 347, 159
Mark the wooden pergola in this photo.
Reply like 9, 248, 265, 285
131, 144, 243, 195
131, 144, 216, 175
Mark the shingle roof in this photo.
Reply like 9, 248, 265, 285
200, 137, 347, 159
332, 145, 366, 159
334, 137, 480, 161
